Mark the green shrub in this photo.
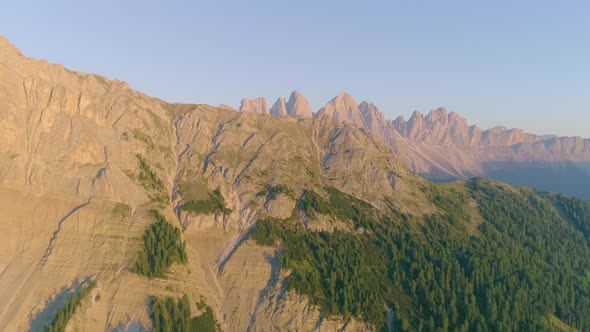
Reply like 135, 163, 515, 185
299, 187, 374, 225
44, 280, 96, 332
298, 189, 332, 217
136, 154, 168, 204
132, 130, 155, 149
257, 184, 295, 200
425, 183, 470, 224
150, 295, 218, 332
182, 187, 232, 215
547, 192, 590, 241
112, 203, 132, 218
132, 210, 187, 278
189, 300, 218, 332
250, 218, 279, 246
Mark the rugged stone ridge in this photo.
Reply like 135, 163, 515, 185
0, 35, 21, 56
359, 101, 387, 137
314, 93, 590, 198
249, 90, 313, 118
239, 97, 269, 115
270, 97, 287, 117
285, 90, 313, 118
237, 88, 590, 198
2, 33, 589, 331
392, 107, 539, 147
0, 36, 433, 331
389, 107, 590, 187
316, 92, 364, 126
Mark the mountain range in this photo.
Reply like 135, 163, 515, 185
1, 35, 589, 331
239, 92, 590, 199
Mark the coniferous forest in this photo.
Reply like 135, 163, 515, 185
132, 210, 188, 278
182, 187, 232, 215
251, 178, 590, 331
150, 295, 218, 332
44, 280, 96, 332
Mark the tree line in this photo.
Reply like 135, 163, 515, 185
44, 280, 96, 332
132, 210, 188, 278
251, 179, 590, 331
150, 295, 218, 332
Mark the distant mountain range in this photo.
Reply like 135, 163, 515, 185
2, 34, 590, 331
239, 92, 590, 198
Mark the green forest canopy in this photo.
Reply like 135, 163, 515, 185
251, 179, 590, 331
44, 280, 96, 332
182, 187, 232, 215
132, 210, 188, 278
150, 295, 218, 332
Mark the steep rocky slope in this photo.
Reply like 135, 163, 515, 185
398, 110, 589, 198
311, 93, 590, 198
285, 90, 313, 118
392, 108, 590, 178
0, 36, 429, 331
1, 35, 589, 332
269, 97, 287, 117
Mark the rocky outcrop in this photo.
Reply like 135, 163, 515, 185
0, 36, 433, 331
252, 91, 313, 118
239, 97, 269, 115
314, 93, 590, 198
392, 107, 540, 147
230, 84, 590, 200
0, 35, 21, 56
286, 90, 313, 118
359, 101, 388, 137
236, 87, 590, 198
316, 92, 364, 126
395, 109, 590, 198
270, 97, 288, 117
390, 107, 590, 162
3, 32, 588, 332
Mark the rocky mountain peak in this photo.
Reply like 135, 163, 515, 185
358, 101, 378, 113
359, 101, 387, 133
239, 97, 269, 115
317, 92, 363, 126
286, 90, 313, 118
2, 35, 590, 332
270, 97, 288, 117
0, 35, 22, 57
409, 110, 424, 121
333, 92, 356, 104
426, 107, 449, 122
448, 111, 463, 120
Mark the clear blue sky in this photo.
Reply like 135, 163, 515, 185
2, 0, 589, 137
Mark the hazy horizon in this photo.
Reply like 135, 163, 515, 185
2, 0, 589, 137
